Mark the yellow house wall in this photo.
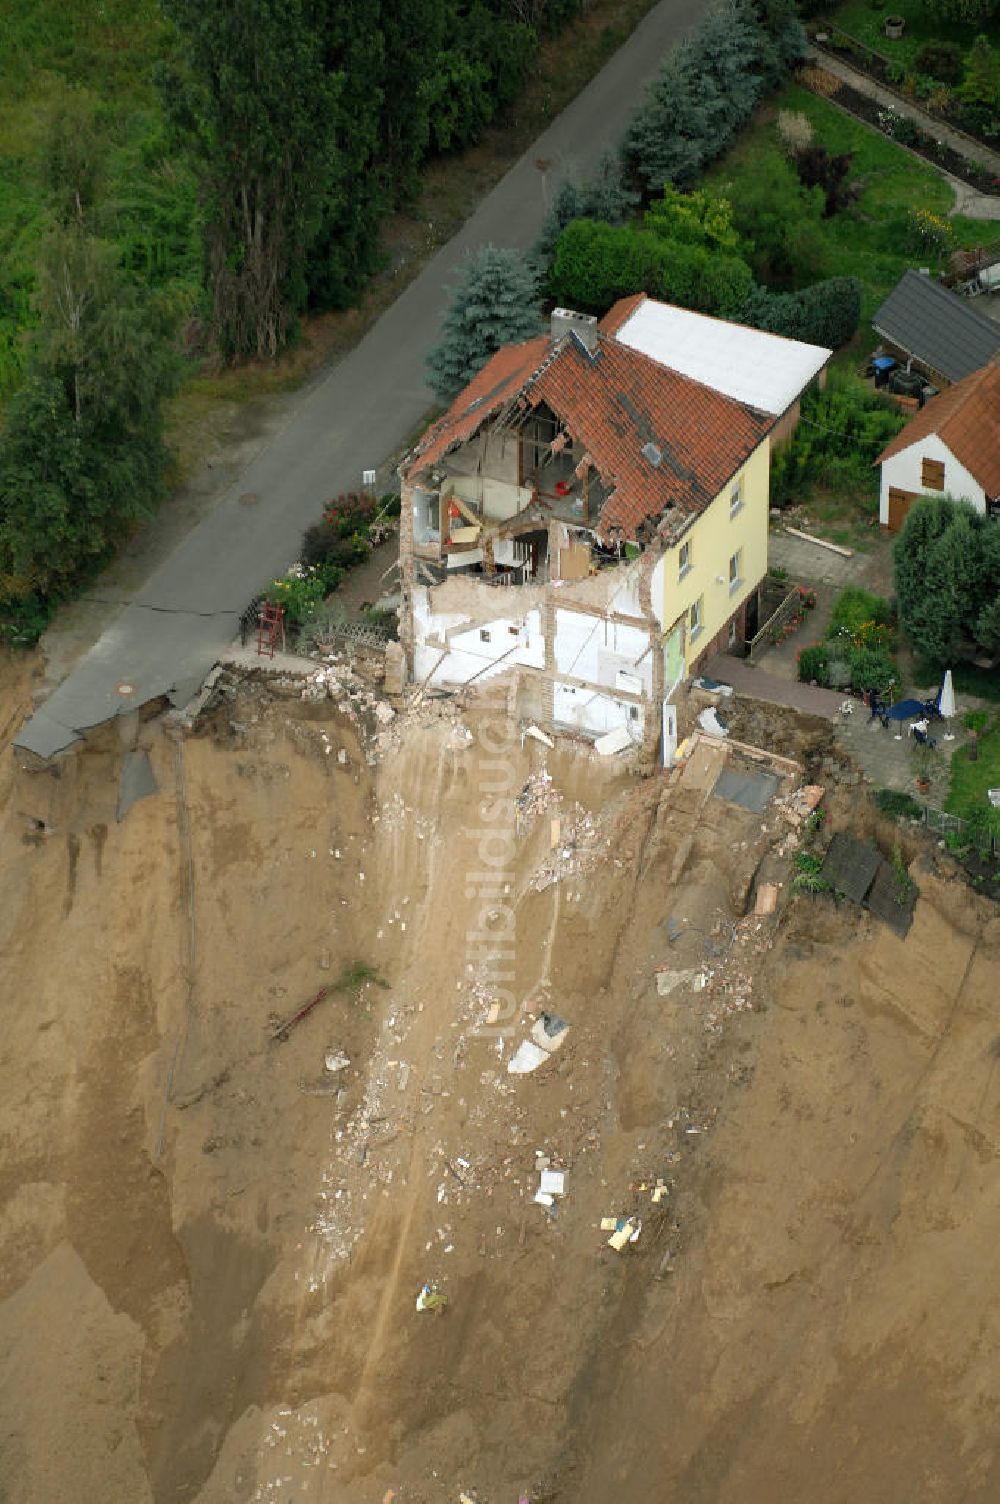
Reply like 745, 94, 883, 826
659, 439, 770, 670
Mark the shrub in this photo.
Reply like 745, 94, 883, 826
828, 586, 893, 635
740, 275, 862, 347
906, 207, 955, 255
914, 40, 963, 84
723, 145, 829, 288
845, 643, 895, 693
770, 374, 904, 508
874, 788, 923, 821
797, 642, 830, 683
550, 218, 754, 317
776, 109, 815, 154
793, 145, 857, 217
267, 563, 340, 629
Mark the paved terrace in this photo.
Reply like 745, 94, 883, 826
15, 0, 711, 761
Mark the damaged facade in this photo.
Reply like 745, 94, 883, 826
399, 298, 830, 753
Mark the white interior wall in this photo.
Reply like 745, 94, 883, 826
553, 684, 644, 737
554, 610, 652, 694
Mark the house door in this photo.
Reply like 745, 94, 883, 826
887, 487, 918, 533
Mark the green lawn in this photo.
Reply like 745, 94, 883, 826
705, 81, 998, 333
946, 712, 1000, 819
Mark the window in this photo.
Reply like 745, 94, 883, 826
480, 628, 491, 643
678, 540, 692, 579
629, 705, 640, 721
730, 479, 743, 516
921, 456, 945, 490
729, 549, 743, 593
689, 597, 703, 641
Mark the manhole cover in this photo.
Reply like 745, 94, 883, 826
115, 682, 135, 696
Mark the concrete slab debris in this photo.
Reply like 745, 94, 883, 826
523, 723, 555, 749
116, 750, 158, 823
697, 707, 729, 738
508, 1040, 549, 1075
594, 724, 635, 756
755, 882, 779, 916
820, 833, 881, 905
655, 968, 699, 996
711, 765, 779, 814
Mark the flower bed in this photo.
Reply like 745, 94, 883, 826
811, 22, 1000, 165
801, 56, 1000, 194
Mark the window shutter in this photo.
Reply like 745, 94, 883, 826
921, 457, 945, 490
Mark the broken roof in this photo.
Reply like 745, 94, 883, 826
875, 361, 1000, 498
872, 270, 1000, 384
602, 294, 831, 417
407, 330, 772, 542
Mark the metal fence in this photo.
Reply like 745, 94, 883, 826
747, 587, 801, 664
919, 801, 998, 857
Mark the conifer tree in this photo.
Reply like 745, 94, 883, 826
425, 246, 542, 401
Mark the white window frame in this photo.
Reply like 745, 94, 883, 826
678, 540, 692, 580
730, 478, 743, 517
689, 596, 703, 642
729, 549, 743, 594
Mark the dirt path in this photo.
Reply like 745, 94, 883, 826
0, 656, 997, 1502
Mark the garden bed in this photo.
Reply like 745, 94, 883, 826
811, 21, 1000, 162
809, 70, 1000, 194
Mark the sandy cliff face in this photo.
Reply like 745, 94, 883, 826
0, 658, 996, 1504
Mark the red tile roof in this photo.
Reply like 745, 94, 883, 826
599, 293, 647, 336
407, 330, 772, 542
412, 336, 548, 475
875, 362, 1000, 497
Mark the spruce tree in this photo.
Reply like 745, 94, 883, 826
425, 247, 543, 401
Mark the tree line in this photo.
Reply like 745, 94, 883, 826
158, 0, 583, 359
0, 0, 586, 640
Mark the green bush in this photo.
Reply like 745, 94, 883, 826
550, 218, 754, 318
740, 275, 862, 348
770, 375, 905, 508
874, 788, 923, 821
914, 40, 963, 84
797, 642, 830, 683
964, 708, 990, 731
828, 586, 893, 635
845, 643, 895, 693
267, 563, 340, 629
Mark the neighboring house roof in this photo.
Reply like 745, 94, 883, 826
600, 293, 831, 417
875, 361, 1000, 497
872, 270, 1000, 385
407, 329, 772, 542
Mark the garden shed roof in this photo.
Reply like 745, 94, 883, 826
600, 294, 831, 417
875, 361, 1000, 497
872, 270, 1000, 385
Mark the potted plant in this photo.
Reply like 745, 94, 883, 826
884, 14, 905, 37
912, 740, 939, 795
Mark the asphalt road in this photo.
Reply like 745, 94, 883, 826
16, 0, 711, 758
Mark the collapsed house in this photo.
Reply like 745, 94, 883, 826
399, 298, 830, 753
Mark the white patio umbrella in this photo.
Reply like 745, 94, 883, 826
939, 668, 956, 738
